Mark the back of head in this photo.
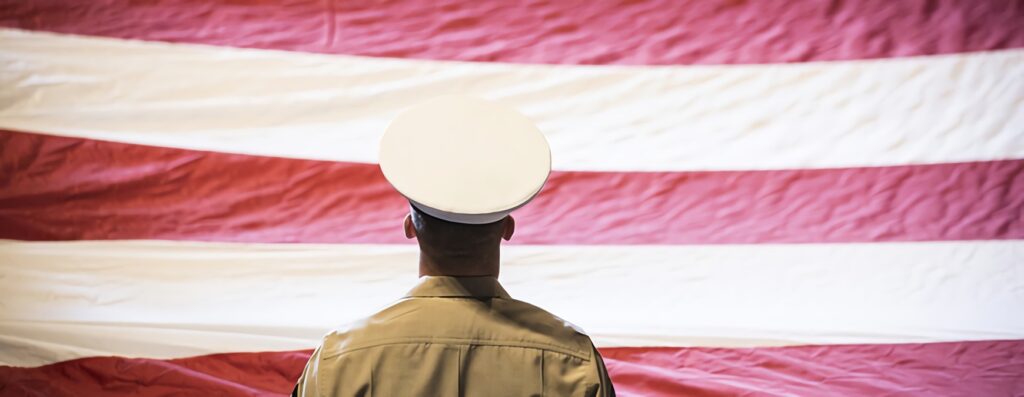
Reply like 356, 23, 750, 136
409, 205, 505, 254
406, 204, 513, 276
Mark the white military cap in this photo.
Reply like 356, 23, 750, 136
379, 96, 551, 224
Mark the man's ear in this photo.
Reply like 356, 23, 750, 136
502, 216, 515, 241
404, 214, 416, 239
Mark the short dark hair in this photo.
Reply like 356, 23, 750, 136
409, 204, 507, 258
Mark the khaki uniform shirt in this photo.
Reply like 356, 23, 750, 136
294, 276, 615, 397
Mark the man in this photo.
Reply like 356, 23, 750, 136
294, 96, 615, 396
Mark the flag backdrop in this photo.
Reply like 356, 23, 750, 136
2, 1, 1024, 396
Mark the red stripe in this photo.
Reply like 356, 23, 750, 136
0, 350, 311, 397
1, 0, 1022, 65
2, 130, 1021, 245
600, 341, 1024, 396
2, 341, 1021, 396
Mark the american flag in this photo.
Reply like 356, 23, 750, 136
1, 1, 1023, 395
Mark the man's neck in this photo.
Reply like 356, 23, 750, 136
418, 250, 500, 278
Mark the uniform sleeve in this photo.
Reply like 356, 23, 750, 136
293, 344, 324, 397
591, 346, 616, 397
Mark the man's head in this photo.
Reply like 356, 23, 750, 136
378, 96, 549, 276
404, 204, 514, 277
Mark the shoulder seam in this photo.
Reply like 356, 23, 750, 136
321, 337, 591, 361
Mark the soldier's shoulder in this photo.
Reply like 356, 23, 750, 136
317, 299, 424, 357
317, 297, 596, 361
497, 298, 596, 358
507, 298, 592, 336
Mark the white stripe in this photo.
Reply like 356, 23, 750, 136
1, 239, 1021, 366
2, 29, 1022, 171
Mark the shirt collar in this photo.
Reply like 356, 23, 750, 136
405, 276, 511, 299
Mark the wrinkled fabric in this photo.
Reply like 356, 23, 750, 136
3, 130, 1022, 244
600, 342, 1024, 396
1, 0, 1023, 396
1, 0, 1023, 64
2, 30, 1022, 172
0, 351, 313, 397
3, 240, 1022, 368
3, 341, 1023, 397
